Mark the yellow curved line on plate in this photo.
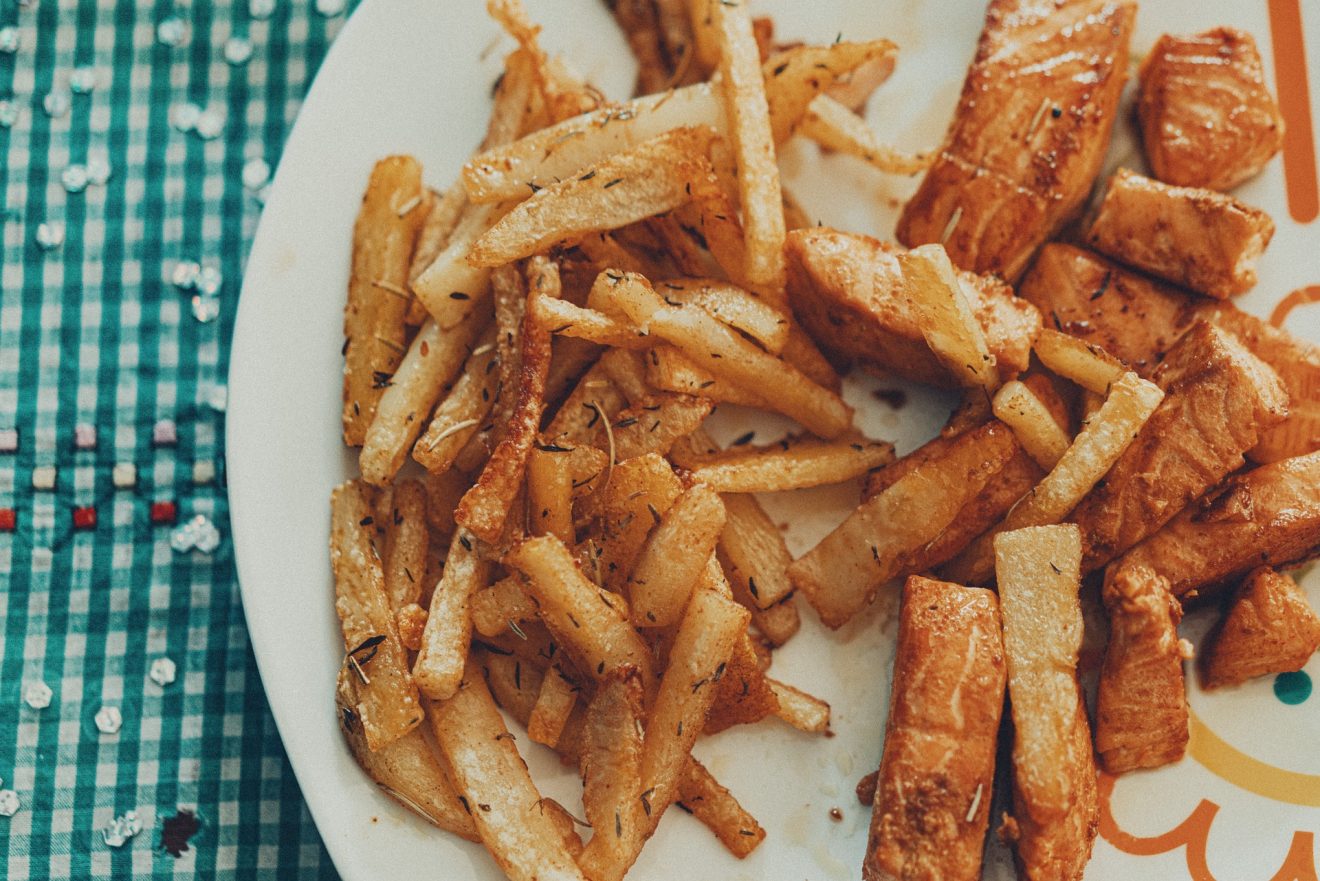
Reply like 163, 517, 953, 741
1189, 709, 1320, 807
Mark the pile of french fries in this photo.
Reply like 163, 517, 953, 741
325, 2, 1318, 881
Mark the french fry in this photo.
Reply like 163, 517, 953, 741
382, 479, 429, 610
799, 93, 933, 175
993, 525, 1098, 881
505, 535, 655, 683
674, 433, 895, 493
717, 491, 794, 610
675, 760, 765, 857
578, 667, 648, 881
781, 322, 842, 392
342, 156, 427, 446
766, 678, 831, 733
488, 0, 599, 124
1032, 328, 1128, 395
577, 453, 685, 592
527, 663, 580, 749
329, 481, 424, 750
745, 594, 801, 647
471, 574, 538, 638
705, 630, 780, 733
527, 443, 576, 542
595, 347, 652, 404
644, 346, 769, 407
940, 371, 1164, 584
455, 259, 557, 544
763, 41, 899, 145
540, 297, 652, 349
409, 183, 468, 288
335, 666, 477, 841
640, 585, 749, 831
468, 127, 719, 267
607, 393, 714, 461
427, 662, 589, 881
491, 262, 531, 431
992, 380, 1072, 470
628, 483, 726, 627
396, 603, 428, 652
411, 200, 507, 330
598, 272, 853, 437
360, 307, 488, 486
790, 422, 1020, 627
897, 244, 998, 393
655, 277, 789, 353
412, 529, 492, 701
413, 326, 499, 476
710, 0, 784, 290
545, 360, 630, 444
419, 467, 468, 542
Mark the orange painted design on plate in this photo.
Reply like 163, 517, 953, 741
1270, 285, 1320, 327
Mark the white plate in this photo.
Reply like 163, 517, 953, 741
228, 2, 1320, 879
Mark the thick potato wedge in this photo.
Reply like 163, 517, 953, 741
898, 244, 998, 393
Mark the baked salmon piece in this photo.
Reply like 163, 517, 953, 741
786, 227, 1041, 387
1072, 321, 1288, 572
1094, 565, 1189, 774
1200, 567, 1320, 689
864, 576, 1005, 881
1085, 169, 1275, 299
1138, 28, 1285, 191
1112, 450, 1320, 602
896, 0, 1135, 280
1019, 243, 1320, 463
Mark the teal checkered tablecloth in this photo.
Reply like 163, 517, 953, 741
1, 1, 353, 877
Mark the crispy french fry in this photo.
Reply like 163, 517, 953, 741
941, 371, 1164, 584
396, 602, 427, 652
343, 156, 427, 446
676, 760, 765, 857
455, 259, 557, 544
629, 484, 725, 627
644, 346, 770, 407
427, 662, 589, 881
766, 678, 831, 733
545, 360, 630, 444
527, 443, 576, 542
705, 630, 780, 733
541, 297, 651, 349
335, 666, 477, 841
412, 200, 507, 330
662, 278, 788, 349
640, 585, 749, 830
360, 308, 488, 486
578, 453, 685, 592
710, 0, 784, 290
527, 663, 580, 749
781, 322, 842, 392
1033, 328, 1128, 395
578, 667, 648, 881
607, 393, 714, 461
675, 433, 894, 493
599, 272, 853, 437
382, 479, 429, 610
746, 594, 801, 647
898, 244, 998, 392
799, 93, 933, 175
471, 574, 538, 638
505, 535, 654, 683
409, 184, 468, 289
790, 422, 1020, 627
993, 525, 1098, 881
468, 127, 719, 267
412, 529, 492, 701
413, 326, 499, 476
329, 481, 424, 750
763, 41, 899, 145
992, 379, 1072, 470
718, 491, 793, 609
419, 467, 468, 541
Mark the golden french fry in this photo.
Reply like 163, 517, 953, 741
419, 467, 469, 542
799, 93, 933, 175
790, 421, 1020, 627
762, 40, 899, 144
411, 200, 507, 331
505, 535, 654, 683
343, 156, 427, 446
577, 453, 685, 592
766, 678, 831, 733
544, 360, 630, 444
643, 346, 770, 407
655, 277, 789, 353
598, 272, 853, 437
471, 574, 538, 638
329, 481, 424, 750
716, 490, 793, 610
629, 484, 726, 627
782, 322, 842, 393
710, 0, 784, 290
607, 393, 714, 461
412, 529, 492, 701
360, 307, 488, 486
994, 525, 1098, 881
676, 760, 765, 858
382, 478, 429, 610
578, 667, 648, 881
640, 585, 749, 830
455, 259, 557, 544
941, 371, 1164, 584
898, 244, 998, 392
395, 602, 427, 652
1033, 328, 1128, 395
746, 594, 801, 647
675, 433, 895, 493
527, 663, 580, 749
413, 326, 499, 476
992, 379, 1072, 470
705, 630, 780, 733
409, 183, 468, 287
335, 666, 477, 841
427, 662, 588, 881
469, 127, 719, 267
540, 297, 651, 349
527, 443, 576, 542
